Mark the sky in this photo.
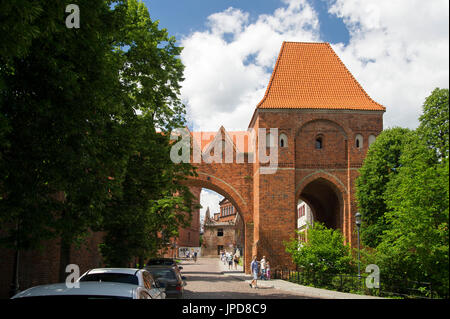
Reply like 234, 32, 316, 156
143, 0, 449, 220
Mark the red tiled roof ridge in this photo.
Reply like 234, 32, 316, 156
256, 41, 386, 111
256, 41, 287, 109
325, 42, 384, 110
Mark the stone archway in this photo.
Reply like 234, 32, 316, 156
297, 177, 344, 230
185, 172, 250, 223
295, 171, 348, 239
183, 171, 252, 272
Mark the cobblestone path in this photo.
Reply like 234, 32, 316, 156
181, 257, 311, 299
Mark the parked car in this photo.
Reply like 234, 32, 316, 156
146, 258, 183, 271
77, 268, 165, 299
145, 265, 186, 299
11, 282, 153, 299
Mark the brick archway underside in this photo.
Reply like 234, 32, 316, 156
295, 171, 349, 240
298, 177, 344, 230
183, 170, 252, 225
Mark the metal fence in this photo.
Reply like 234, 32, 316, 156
270, 269, 436, 299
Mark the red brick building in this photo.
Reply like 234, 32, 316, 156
187, 42, 385, 273
201, 199, 244, 257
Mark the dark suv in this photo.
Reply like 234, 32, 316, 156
145, 265, 186, 299
146, 258, 183, 272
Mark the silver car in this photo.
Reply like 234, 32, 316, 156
77, 268, 165, 299
11, 282, 154, 299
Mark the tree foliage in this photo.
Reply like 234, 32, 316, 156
418, 88, 449, 161
0, 0, 126, 254
100, 115, 196, 267
356, 88, 449, 297
0, 0, 195, 275
356, 127, 413, 247
285, 223, 355, 278
378, 88, 449, 297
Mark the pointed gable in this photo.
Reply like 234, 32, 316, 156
192, 128, 252, 154
256, 42, 385, 111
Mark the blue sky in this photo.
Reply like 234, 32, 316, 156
144, 0, 349, 44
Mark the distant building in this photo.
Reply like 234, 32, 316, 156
297, 200, 313, 243
201, 199, 244, 257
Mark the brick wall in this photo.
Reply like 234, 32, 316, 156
0, 230, 104, 299
246, 109, 383, 270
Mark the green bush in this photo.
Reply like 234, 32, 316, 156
285, 222, 356, 287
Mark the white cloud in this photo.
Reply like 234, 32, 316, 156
199, 189, 224, 226
180, 0, 320, 131
329, 0, 449, 129
180, 0, 449, 131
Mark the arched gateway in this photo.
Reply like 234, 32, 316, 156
185, 42, 385, 273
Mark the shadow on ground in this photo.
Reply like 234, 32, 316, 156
183, 275, 243, 283
183, 289, 317, 299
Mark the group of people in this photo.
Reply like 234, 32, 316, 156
250, 255, 271, 289
186, 250, 198, 263
220, 250, 240, 270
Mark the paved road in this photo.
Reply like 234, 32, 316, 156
181, 257, 313, 299
181, 257, 382, 299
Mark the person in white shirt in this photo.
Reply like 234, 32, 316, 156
250, 256, 259, 289
260, 256, 267, 280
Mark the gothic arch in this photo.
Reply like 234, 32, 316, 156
183, 171, 250, 223
295, 170, 348, 196
297, 118, 349, 140
295, 171, 347, 231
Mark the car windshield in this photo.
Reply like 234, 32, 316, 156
79, 273, 139, 285
147, 259, 175, 266
148, 268, 176, 280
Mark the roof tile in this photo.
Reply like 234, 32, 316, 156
257, 42, 385, 111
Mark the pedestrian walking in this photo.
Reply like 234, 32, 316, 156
223, 252, 229, 265
266, 261, 271, 280
233, 253, 239, 270
249, 256, 259, 289
193, 251, 197, 263
227, 252, 233, 270
260, 256, 267, 280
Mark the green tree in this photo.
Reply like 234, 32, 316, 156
0, 0, 197, 283
379, 89, 449, 297
100, 116, 196, 267
285, 223, 355, 286
356, 127, 413, 247
0, 1, 134, 282
98, 0, 196, 267
418, 88, 449, 161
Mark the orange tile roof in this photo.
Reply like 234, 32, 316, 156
256, 42, 385, 111
191, 130, 252, 153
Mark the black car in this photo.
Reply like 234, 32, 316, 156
146, 258, 183, 272
145, 265, 186, 299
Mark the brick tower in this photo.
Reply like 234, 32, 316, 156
247, 42, 385, 269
